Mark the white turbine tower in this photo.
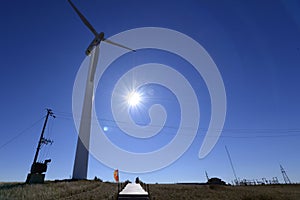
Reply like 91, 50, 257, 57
68, 0, 135, 180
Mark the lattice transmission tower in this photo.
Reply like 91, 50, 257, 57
280, 165, 291, 184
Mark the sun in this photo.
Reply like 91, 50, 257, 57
127, 91, 141, 106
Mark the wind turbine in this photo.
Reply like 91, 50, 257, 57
68, 0, 135, 179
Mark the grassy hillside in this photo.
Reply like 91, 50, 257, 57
1, 180, 300, 200
149, 184, 300, 200
0, 180, 118, 200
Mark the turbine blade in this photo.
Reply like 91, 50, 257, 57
103, 38, 136, 52
68, 0, 98, 36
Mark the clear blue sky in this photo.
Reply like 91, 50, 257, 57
0, 0, 300, 183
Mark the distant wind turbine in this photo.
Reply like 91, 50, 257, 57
68, 0, 135, 180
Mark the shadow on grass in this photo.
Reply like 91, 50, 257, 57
0, 183, 26, 190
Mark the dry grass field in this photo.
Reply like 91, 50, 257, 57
0, 180, 118, 200
1, 180, 300, 200
149, 184, 300, 200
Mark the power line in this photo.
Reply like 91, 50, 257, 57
0, 116, 45, 150
54, 112, 300, 138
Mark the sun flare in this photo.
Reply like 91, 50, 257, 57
127, 91, 141, 106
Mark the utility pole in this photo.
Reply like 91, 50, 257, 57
225, 145, 239, 185
32, 109, 55, 164
26, 108, 55, 184
205, 171, 209, 182
280, 165, 291, 184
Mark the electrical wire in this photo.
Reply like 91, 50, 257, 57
38, 114, 55, 161
0, 116, 45, 150
54, 111, 300, 139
